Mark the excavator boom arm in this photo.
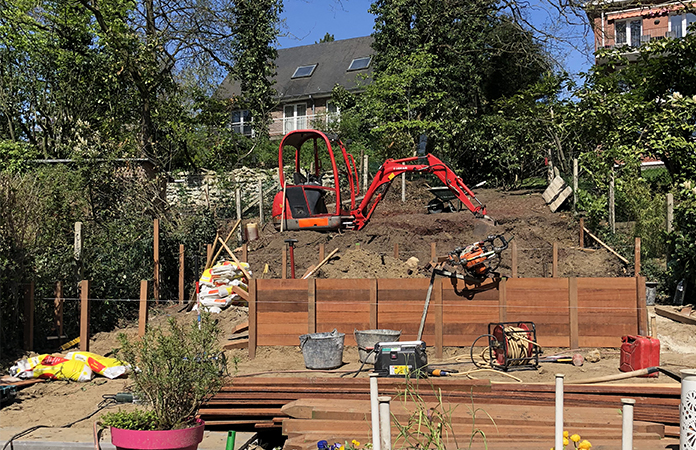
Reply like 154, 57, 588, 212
350, 154, 487, 230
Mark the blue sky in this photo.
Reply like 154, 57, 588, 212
277, 0, 595, 76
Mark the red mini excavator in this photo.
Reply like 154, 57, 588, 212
271, 129, 490, 231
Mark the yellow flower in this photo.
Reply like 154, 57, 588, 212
570, 434, 581, 443
340, 446, 345, 450
578, 440, 592, 449
563, 437, 569, 446
563, 431, 569, 438
351, 441, 360, 447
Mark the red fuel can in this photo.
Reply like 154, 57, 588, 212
620, 335, 660, 377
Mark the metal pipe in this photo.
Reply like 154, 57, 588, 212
555, 374, 565, 450
370, 374, 381, 450
621, 398, 635, 450
378, 396, 392, 450
681, 369, 696, 450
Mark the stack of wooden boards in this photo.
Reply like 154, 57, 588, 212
198, 376, 681, 449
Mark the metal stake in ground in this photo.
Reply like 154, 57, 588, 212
285, 239, 298, 279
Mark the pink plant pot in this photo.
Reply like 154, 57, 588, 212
110, 419, 205, 450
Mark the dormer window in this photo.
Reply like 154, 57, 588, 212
348, 56, 371, 71
292, 64, 317, 78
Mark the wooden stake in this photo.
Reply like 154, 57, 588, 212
248, 279, 257, 359
666, 193, 673, 234
573, 158, 578, 212
242, 243, 248, 262
280, 180, 288, 233
650, 315, 657, 338
431, 242, 437, 265
282, 244, 287, 279
79, 280, 90, 352
302, 248, 339, 279
139, 280, 148, 337
154, 219, 159, 304
634, 237, 641, 276
511, 240, 518, 278
179, 244, 185, 305
54, 281, 64, 345
258, 179, 265, 226
236, 187, 243, 243
217, 237, 252, 281
393, 243, 399, 260
319, 243, 325, 262
23, 282, 34, 351
552, 242, 558, 278
579, 218, 584, 248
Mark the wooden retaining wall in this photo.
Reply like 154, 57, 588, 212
247, 276, 648, 358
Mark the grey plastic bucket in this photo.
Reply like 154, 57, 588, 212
354, 329, 402, 364
646, 281, 658, 306
299, 329, 345, 369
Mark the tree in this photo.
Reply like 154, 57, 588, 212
316, 33, 335, 44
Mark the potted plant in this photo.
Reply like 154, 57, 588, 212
100, 313, 227, 450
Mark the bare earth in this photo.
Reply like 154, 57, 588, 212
2, 183, 695, 439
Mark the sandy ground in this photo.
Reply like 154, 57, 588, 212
1, 183, 694, 445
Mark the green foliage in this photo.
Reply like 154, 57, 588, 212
101, 410, 158, 431
316, 33, 335, 44
110, 314, 227, 430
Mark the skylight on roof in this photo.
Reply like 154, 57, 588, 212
292, 64, 318, 78
348, 57, 371, 71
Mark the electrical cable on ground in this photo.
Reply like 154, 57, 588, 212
2, 395, 123, 450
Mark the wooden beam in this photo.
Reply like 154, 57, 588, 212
231, 322, 249, 335
637, 276, 648, 336
302, 249, 339, 279
393, 243, 399, 260
308, 279, 316, 334
282, 245, 287, 279
583, 227, 629, 264
217, 237, 252, 281
434, 278, 443, 359
511, 240, 518, 278
249, 279, 257, 359
655, 306, 696, 325
209, 220, 242, 270
223, 338, 249, 350
579, 218, 584, 248
231, 285, 249, 302
369, 279, 378, 330
139, 280, 148, 337
552, 243, 558, 277
431, 242, 437, 265
79, 280, 90, 352
569, 277, 579, 349
23, 282, 34, 351
319, 243, 325, 262
242, 243, 248, 263
634, 237, 641, 276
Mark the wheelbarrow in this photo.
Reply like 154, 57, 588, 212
426, 186, 463, 213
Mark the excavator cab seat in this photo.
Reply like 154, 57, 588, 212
285, 186, 328, 219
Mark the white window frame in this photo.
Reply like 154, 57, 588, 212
326, 101, 340, 125
283, 103, 307, 134
615, 19, 642, 46
669, 12, 696, 37
231, 110, 253, 137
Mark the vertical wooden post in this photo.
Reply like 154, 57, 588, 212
248, 279, 257, 358
552, 242, 558, 278
634, 237, 641, 276
498, 278, 507, 323
569, 277, 579, 349
236, 187, 243, 243
54, 281, 64, 345
609, 172, 615, 234
401, 173, 406, 203
430, 242, 437, 265
308, 279, 316, 334
282, 244, 287, 279
573, 158, 578, 212
434, 278, 443, 359
153, 219, 159, 304
258, 180, 264, 226
242, 243, 248, 263
393, 243, 399, 260
178, 244, 185, 305
511, 240, 518, 278
637, 276, 648, 336
650, 316, 657, 338
369, 279, 378, 330
79, 280, 90, 352
363, 154, 369, 192
74, 222, 83, 281
23, 282, 34, 351
319, 243, 325, 262
206, 244, 213, 268
666, 193, 673, 234
579, 218, 585, 248
139, 280, 148, 337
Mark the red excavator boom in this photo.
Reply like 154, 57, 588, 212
349, 154, 488, 230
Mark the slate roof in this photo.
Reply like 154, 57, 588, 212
217, 36, 374, 102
